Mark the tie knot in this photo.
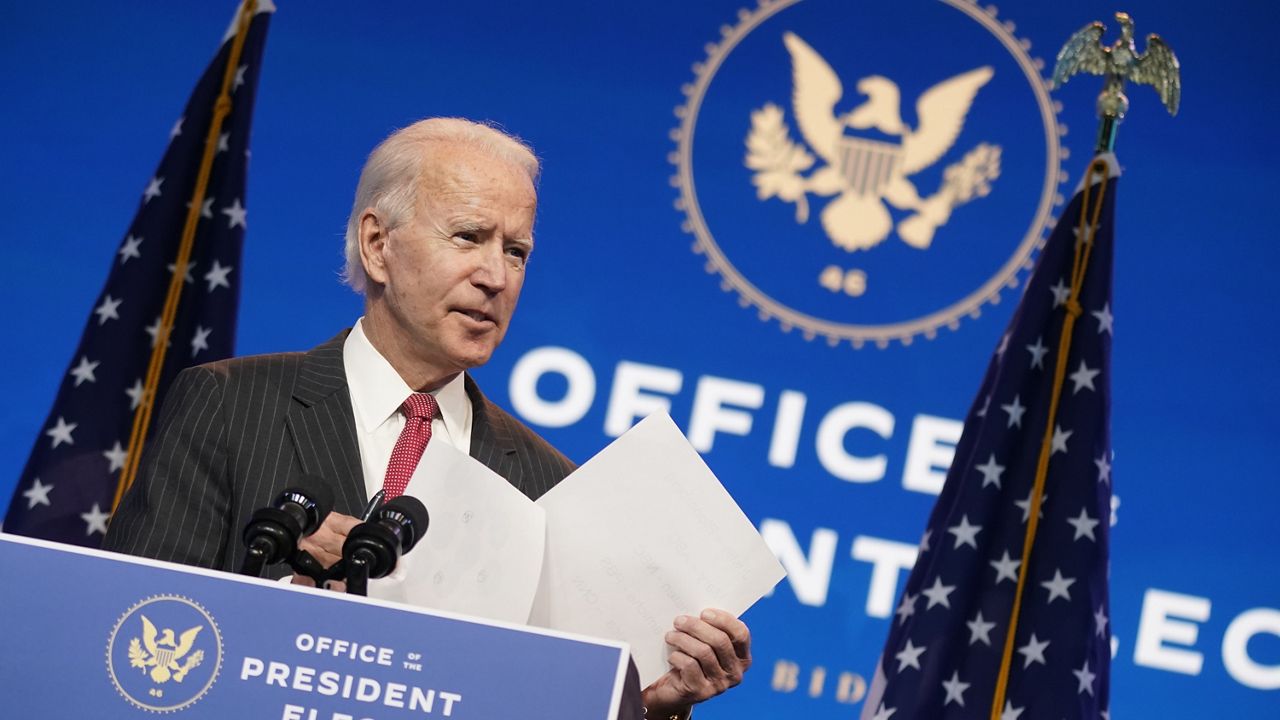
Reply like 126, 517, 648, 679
402, 392, 439, 421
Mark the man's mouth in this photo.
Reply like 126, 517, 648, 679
454, 308, 495, 325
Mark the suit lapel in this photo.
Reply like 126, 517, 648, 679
465, 374, 526, 496
285, 331, 367, 516
280, 339, 530, 510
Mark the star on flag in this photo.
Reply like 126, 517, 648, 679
221, 198, 247, 229
143, 177, 164, 203
69, 356, 100, 386
94, 294, 123, 325
989, 551, 1021, 585
46, 417, 77, 448
894, 639, 926, 672
191, 325, 212, 356
1001, 395, 1026, 428
22, 478, 53, 509
118, 235, 143, 264
975, 453, 1005, 488
946, 515, 982, 549
204, 260, 233, 291
103, 441, 128, 473
80, 504, 110, 536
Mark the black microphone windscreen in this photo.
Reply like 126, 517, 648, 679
279, 475, 334, 535
381, 495, 429, 552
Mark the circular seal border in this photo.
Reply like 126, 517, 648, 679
106, 594, 224, 714
672, 0, 1068, 348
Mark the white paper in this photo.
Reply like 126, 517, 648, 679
366, 439, 546, 624
530, 413, 786, 686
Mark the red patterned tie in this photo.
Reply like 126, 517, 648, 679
382, 393, 439, 500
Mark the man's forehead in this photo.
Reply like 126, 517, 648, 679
409, 145, 537, 233
419, 140, 531, 181
420, 149, 534, 199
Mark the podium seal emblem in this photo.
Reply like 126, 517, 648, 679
107, 595, 223, 712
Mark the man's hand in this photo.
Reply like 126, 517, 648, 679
641, 609, 751, 719
289, 511, 360, 590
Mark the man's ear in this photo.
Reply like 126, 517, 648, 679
358, 209, 390, 285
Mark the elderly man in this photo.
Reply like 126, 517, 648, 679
104, 118, 750, 719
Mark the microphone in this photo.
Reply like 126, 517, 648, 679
341, 495, 429, 595
239, 477, 334, 577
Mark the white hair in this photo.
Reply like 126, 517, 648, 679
342, 117, 540, 292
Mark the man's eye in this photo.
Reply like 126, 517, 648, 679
455, 232, 478, 243
506, 246, 530, 265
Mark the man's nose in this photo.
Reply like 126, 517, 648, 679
471, 243, 508, 293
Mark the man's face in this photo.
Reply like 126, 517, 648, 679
364, 143, 537, 378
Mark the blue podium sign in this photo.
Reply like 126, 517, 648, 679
0, 534, 629, 719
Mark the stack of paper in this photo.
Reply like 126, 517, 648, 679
371, 413, 786, 686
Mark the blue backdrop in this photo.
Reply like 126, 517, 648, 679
2, 1, 1277, 717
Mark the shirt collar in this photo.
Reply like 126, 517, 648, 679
343, 318, 471, 442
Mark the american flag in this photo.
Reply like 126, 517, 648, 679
862, 155, 1118, 720
3, 2, 273, 546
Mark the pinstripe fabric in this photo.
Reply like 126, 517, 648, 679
104, 329, 576, 573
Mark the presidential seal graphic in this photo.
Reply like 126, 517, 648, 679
673, 0, 1066, 347
107, 595, 223, 712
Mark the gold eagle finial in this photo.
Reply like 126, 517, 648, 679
1052, 11, 1181, 124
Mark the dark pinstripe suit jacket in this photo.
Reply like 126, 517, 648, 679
103, 330, 575, 573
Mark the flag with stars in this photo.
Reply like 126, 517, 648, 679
3, 2, 273, 545
861, 155, 1118, 720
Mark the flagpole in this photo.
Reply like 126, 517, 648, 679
112, 0, 259, 512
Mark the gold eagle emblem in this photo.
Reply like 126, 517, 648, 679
127, 614, 205, 684
746, 32, 1002, 253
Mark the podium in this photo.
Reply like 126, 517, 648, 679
0, 533, 629, 719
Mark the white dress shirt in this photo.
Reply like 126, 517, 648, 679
342, 318, 472, 504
